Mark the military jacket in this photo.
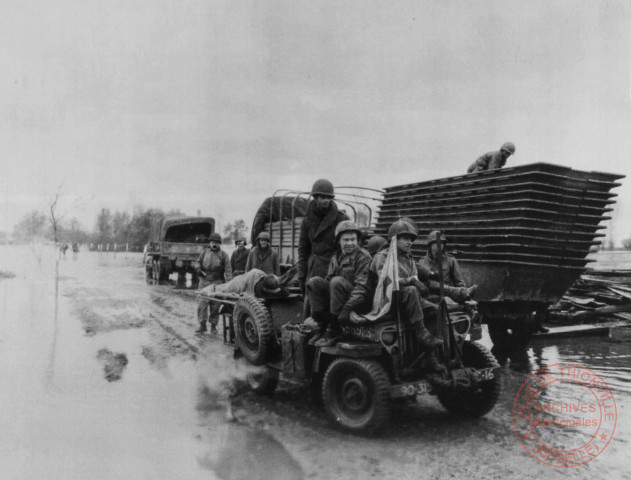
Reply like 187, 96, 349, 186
326, 248, 372, 311
196, 248, 232, 283
467, 150, 506, 173
297, 202, 348, 282
418, 252, 465, 287
230, 247, 250, 275
245, 246, 280, 275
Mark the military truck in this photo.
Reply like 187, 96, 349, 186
144, 216, 215, 287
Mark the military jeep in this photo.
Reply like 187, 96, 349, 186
200, 285, 500, 435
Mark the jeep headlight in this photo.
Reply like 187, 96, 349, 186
380, 327, 398, 347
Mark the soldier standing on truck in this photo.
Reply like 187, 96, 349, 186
307, 221, 372, 347
371, 220, 443, 350
467, 141, 516, 173
245, 231, 280, 275
297, 179, 349, 295
230, 237, 249, 277
417, 231, 477, 303
195, 233, 232, 334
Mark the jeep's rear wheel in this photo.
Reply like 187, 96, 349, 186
246, 366, 279, 396
234, 295, 275, 365
437, 342, 501, 418
322, 358, 390, 434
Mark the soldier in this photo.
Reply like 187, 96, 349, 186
230, 237, 249, 277
366, 235, 387, 257
370, 220, 442, 350
418, 231, 477, 303
307, 221, 372, 347
467, 142, 516, 173
201, 267, 296, 298
245, 231, 280, 275
195, 233, 232, 334
297, 179, 349, 294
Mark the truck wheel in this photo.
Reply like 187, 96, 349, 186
322, 358, 391, 434
437, 342, 501, 418
234, 296, 274, 366
152, 260, 168, 282
145, 265, 153, 284
246, 366, 279, 396
152, 261, 160, 282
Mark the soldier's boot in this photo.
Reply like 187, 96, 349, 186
465, 284, 478, 300
417, 326, 443, 350
424, 350, 448, 374
314, 326, 343, 347
210, 324, 218, 334
195, 322, 207, 334
308, 312, 328, 345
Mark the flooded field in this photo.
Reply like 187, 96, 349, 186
0, 245, 629, 479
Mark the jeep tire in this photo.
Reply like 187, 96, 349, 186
437, 342, 501, 418
234, 295, 275, 365
322, 358, 391, 435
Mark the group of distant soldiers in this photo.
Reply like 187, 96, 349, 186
194, 142, 515, 345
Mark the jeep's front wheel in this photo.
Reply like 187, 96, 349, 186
322, 358, 390, 435
437, 342, 501, 418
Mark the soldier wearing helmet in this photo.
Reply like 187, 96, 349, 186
297, 179, 349, 295
306, 221, 372, 346
195, 232, 232, 334
230, 237, 249, 277
245, 231, 280, 275
418, 230, 477, 303
369, 219, 442, 350
366, 235, 387, 257
467, 141, 516, 174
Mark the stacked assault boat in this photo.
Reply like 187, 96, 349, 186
374, 163, 624, 308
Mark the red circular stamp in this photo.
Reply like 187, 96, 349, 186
512, 362, 617, 468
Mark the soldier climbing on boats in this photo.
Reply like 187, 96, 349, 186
467, 141, 516, 173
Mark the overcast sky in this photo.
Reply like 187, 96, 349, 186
1, 0, 630, 243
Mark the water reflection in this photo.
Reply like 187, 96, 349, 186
527, 329, 631, 394
195, 381, 304, 480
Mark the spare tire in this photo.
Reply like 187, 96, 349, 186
234, 295, 275, 365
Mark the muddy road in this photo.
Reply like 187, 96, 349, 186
0, 246, 629, 479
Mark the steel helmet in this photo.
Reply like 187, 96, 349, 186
366, 235, 387, 255
256, 231, 271, 242
311, 179, 335, 198
500, 142, 516, 155
335, 220, 361, 241
208, 233, 222, 243
234, 237, 246, 245
427, 230, 447, 245
388, 219, 418, 241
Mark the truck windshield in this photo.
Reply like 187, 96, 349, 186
164, 223, 213, 243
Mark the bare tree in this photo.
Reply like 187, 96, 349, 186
47, 182, 84, 246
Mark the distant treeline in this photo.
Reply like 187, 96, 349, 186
12, 207, 180, 249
